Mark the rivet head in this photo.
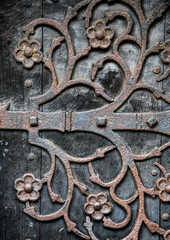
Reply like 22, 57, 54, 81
24, 47, 33, 58
152, 169, 158, 176
24, 183, 33, 193
7, 37, 11, 44
167, 26, 170, 34
147, 117, 158, 128
97, 117, 107, 127
165, 184, 170, 194
96, 30, 105, 40
94, 202, 102, 211
153, 66, 160, 74
29, 116, 38, 126
28, 152, 35, 161
25, 79, 32, 88
24, 0, 31, 7
162, 213, 169, 221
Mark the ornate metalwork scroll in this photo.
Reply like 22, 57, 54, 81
0, 0, 170, 239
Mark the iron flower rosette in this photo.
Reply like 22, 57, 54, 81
156, 173, 170, 202
164, 230, 170, 240
14, 39, 43, 68
14, 173, 42, 202
84, 193, 112, 220
86, 20, 114, 49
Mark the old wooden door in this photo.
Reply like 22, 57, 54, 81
0, 0, 170, 239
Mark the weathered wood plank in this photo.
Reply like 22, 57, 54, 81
0, 0, 43, 239
160, 7, 170, 240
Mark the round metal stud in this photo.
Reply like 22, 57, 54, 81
162, 213, 169, 221
25, 79, 32, 88
28, 152, 35, 161
153, 66, 161, 74
24, 0, 31, 7
152, 169, 158, 176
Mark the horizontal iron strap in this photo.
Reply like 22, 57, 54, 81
0, 110, 169, 135
71, 111, 170, 135
0, 111, 65, 132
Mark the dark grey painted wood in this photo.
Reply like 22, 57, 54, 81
0, 1, 42, 240
160, 7, 170, 240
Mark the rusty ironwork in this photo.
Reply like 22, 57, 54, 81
0, 0, 170, 239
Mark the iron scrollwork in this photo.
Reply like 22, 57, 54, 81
0, 0, 170, 239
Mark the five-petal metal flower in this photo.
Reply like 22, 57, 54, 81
14, 173, 42, 202
14, 39, 43, 68
86, 20, 114, 49
84, 192, 112, 220
156, 173, 170, 202
161, 39, 170, 64
164, 230, 170, 240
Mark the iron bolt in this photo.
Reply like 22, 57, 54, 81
7, 37, 11, 44
96, 30, 105, 40
24, 0, 31, 7
24, 47, 33, 58
28, 152, 35, 161
162, 213, 169, 221
152, 169, 158, 176
153, 66, 160, 74
147, 117, 158, 128
97, 117, 107, 127
25, 79, 32, 88
24, 183, 33, 193
94, 202, 102, 211
165, 184, 170, 194
30, 116, 38, 126
167, 26, 170, 34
